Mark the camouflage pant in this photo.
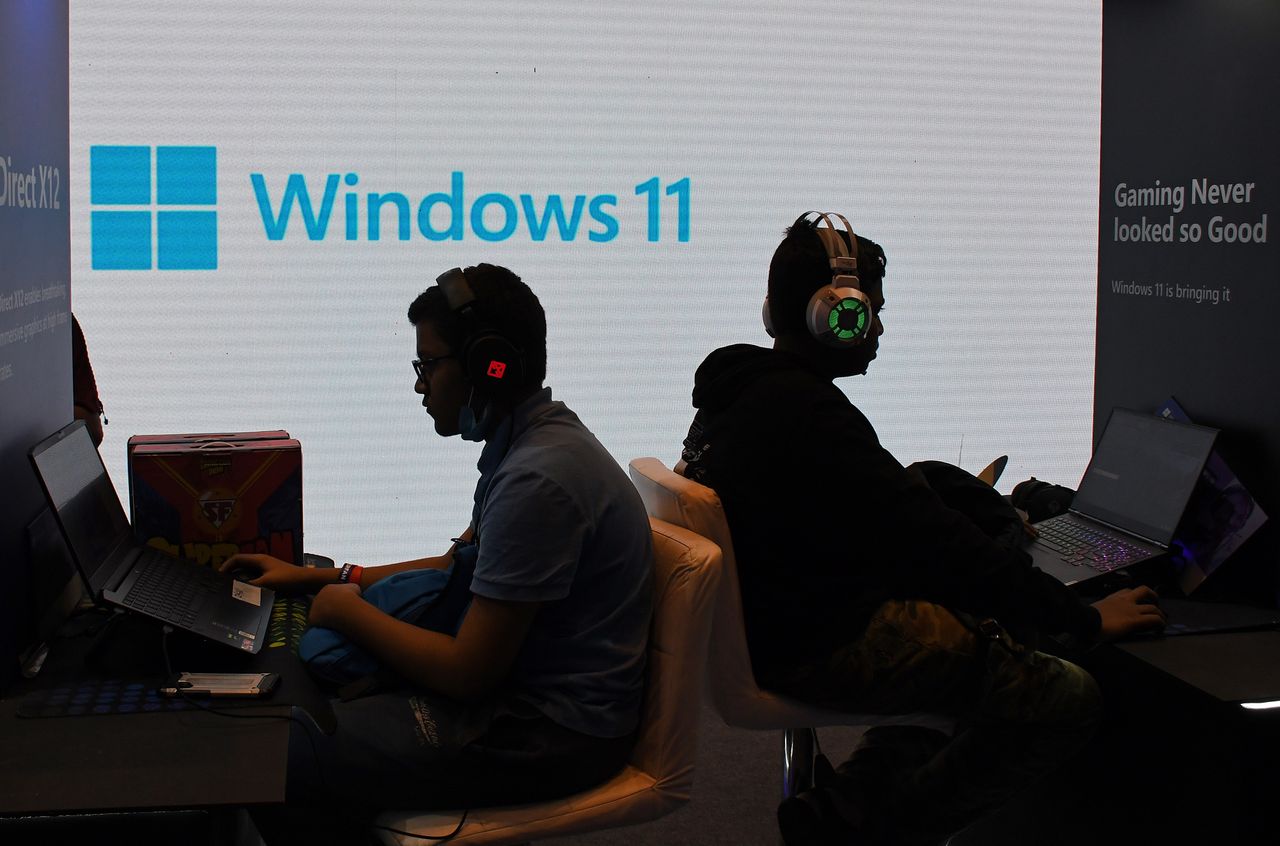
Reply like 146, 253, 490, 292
781, 600, 1103, 844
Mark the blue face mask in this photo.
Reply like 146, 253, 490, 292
458, 394, 496, 442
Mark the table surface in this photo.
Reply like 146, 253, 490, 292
1117, 629, 1280, 703
0, 612, 305, 817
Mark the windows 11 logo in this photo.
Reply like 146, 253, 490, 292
90, 145, 217, 270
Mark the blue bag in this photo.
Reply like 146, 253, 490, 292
299, 543, 477, 690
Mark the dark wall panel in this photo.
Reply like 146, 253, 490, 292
0, 1, 71, 688
1097, 0, 1280, 599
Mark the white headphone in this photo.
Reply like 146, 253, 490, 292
763, 211, 875, 347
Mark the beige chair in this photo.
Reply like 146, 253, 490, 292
627, 457, 953, 798
373, 517, 722, 845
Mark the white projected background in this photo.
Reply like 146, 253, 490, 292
71, 2, 1102, 564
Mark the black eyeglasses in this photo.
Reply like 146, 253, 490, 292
412, 354, 457, 380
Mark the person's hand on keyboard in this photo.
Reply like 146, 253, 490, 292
219, 553, 333, 593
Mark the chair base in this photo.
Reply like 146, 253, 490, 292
374, 766, 677, 845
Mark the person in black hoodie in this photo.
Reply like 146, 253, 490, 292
680, 212, 1166, 845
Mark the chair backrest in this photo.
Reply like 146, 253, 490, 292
629, 458, 776, 727
630, 458, 957, 738
631, 517, 721, 803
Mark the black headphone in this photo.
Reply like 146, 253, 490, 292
762, 211, 875, 347
435, 267, 526, 399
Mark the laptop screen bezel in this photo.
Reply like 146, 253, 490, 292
1070, 407, 1219, 546
28, 421, 136, 596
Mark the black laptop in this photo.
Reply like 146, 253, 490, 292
1026, 408, 1218, 587
29, 421, 275, 653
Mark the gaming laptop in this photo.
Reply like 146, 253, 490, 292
1026, 408, 1218, 587
29, 421, 275, 653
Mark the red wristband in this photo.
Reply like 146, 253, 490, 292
348, 565, 364, 587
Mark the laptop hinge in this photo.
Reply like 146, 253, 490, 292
101, 546, 142, 594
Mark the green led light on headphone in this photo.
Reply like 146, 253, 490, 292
828, 299, 869, 340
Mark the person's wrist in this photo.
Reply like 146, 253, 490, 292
308, 567, 343, 588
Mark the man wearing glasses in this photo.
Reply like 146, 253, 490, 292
222, 264, 652, 830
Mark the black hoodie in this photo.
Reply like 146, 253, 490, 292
682, 344, 1100, 685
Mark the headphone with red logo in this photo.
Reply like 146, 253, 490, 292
435, 267, 526, 399
762, 211, 875, 347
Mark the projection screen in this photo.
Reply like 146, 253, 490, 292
70, 1, 1103, 564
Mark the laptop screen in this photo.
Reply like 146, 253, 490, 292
1072, 408, 1218, 545
30, 422, 133, 594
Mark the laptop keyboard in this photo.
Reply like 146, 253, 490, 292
1034, 518, 1151, 572
121, 553, 220, 627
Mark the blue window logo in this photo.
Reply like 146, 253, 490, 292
91, 145, 217, 270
